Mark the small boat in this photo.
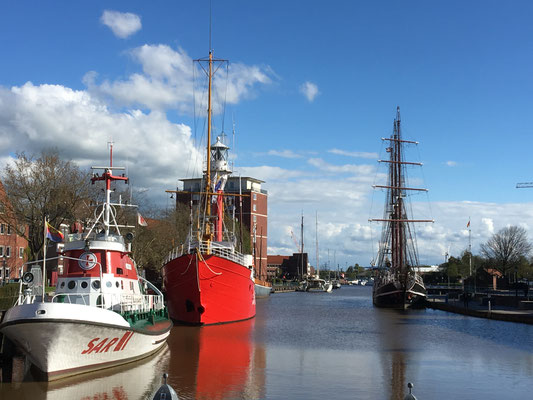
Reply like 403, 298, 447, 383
254, 278, 272, 298
162, 50, 255, 325
370, 107, 431, 309
304, 277, 333, 293
0, 146, 172, 380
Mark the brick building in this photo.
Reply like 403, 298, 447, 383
0, 181, 28, 283
273, 253, 312, 280
176, 176, 268, 281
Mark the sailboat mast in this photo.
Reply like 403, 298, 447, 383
204, 50, 213, 241
394, 107, 404, 274
315, 211, 319, 278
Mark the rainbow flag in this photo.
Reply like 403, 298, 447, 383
46, 222, 64, 243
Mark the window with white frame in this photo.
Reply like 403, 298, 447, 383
0, 246, 4, 257
6, 246, 11, 258
0, 224, 4, 234
19, 247, 24, 259
253, 215, 257, 222
253, 204, 257, 212
253, 193, 257, 200
7, 225, 11, 235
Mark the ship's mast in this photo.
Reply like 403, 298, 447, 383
204, 50, 213, 242
90, 145, 128, 238
369, 107, 433, 271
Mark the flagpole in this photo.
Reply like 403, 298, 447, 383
468, 216, 472, 277
43, 216, 47, 303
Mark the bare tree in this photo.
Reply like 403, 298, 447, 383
1, 150, 91, 260
480, 226, 533, 278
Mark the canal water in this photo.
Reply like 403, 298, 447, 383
1, 285, 533, 399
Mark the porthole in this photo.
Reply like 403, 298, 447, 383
68, 281, 76, 290
106, 281, 112, 288
81, 281, 88, 289
92, 280, 101, 290
115, 281, 120, 288
60, 282, 65, 288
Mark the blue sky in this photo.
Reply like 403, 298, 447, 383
2, 1, 533, 267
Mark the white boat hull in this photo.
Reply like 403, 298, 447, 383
0, 302, 171, 380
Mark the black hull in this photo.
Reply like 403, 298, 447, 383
373, 281, 427, 309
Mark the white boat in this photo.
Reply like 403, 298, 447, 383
0, 146, 172, 381
304, 278, 333, 293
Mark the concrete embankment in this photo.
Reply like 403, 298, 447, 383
426, 299, 533, 325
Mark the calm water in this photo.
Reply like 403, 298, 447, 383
1, 286, 533, 399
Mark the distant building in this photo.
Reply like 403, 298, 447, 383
0, 181, 28, 283
276, 253, 311, 280
176, 176, 268, 280
266, 255, 290, 279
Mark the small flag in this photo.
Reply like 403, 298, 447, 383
467, 220, 470, 228
46, 222, 64, 243
137, 212, 148, 227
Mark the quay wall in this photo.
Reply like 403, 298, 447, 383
426, 300, 533, 325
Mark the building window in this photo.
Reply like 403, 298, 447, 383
253, 204, 257, 212
0, 246, 4, 257
19, 247, 24, 259
6, 246, 11, 258
0, 224, 4, 234
253, 193, 257, 200
7, 225, 11, 235
253, 215, 257, 222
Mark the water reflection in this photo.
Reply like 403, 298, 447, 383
2, 287, 533, 399
166, 318, 265, 400
375, 309, 415, 400
0, 344, 170, 399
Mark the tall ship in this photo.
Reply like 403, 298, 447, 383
370, 107, 432, 309
161, 50, 256, 325
0, 146, 172, 380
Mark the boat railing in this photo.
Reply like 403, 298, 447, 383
50, 291, 165, 313
65, 232, 124, 244
164, 239, 250, 267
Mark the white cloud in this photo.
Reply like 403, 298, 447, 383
446, 161, 458, 167
0, 82, 202, 191
307, 158, 375, 175
85, 44, 273, 113
299, 81, 319, 102
266, 149, 302, 158
329, 148, 378, 159
482, 217, 494, 234
100, 10, 142, 39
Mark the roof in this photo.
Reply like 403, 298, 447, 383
267, 255, 290, 265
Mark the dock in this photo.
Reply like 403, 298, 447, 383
426, 294, 533, 325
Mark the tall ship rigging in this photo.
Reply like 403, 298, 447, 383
370, 107, 432, 309
161, 50, 255, 325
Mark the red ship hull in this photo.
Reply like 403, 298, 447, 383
162, 253, 256, 325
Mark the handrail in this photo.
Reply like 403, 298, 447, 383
164, 239, 251, 267
50, 291, 165, 313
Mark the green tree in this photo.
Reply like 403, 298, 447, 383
1, 150, 90, 260
480, 226, 533, 281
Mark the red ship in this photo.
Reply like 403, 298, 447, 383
161, 50, 256, 325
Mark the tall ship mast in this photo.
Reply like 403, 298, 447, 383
161, 49, 256, 325
370, 107, 432, 309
